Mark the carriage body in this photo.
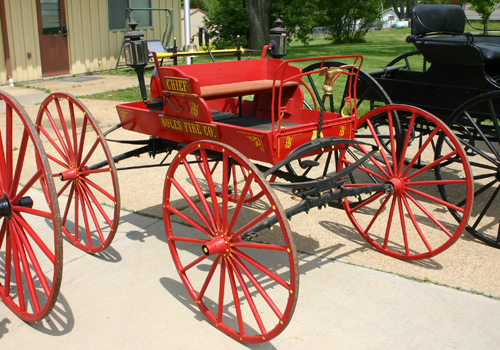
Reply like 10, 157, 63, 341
116, 53, 359, 165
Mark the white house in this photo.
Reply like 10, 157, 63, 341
181, 8, 209, 47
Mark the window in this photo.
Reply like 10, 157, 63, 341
108, 0, 152, 31
41, 0, 61, 34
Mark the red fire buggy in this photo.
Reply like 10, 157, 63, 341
0, 35, 473, 343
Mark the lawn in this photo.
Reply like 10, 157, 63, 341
83, 23, 499, 102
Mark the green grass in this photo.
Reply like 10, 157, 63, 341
78, 85, 148, 102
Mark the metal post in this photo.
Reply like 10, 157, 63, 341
184, 0, 192, 65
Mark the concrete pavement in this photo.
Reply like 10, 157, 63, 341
1, 203, 500, 349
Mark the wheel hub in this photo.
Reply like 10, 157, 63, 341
389, 177, 405, 196
0, 195, 33, 220
202, 235, 230, 256
59, 168, 79, 181
0, 195, 12, 219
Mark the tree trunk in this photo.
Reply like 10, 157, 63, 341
483, 14, 491, 35
245, 0, 271, 50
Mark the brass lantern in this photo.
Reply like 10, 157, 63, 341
123, 19, 149, 105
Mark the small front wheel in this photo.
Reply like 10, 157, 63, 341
338, 105, 473, 260
164, 141, 298, 343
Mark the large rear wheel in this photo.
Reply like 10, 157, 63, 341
164, 141, 298, 343
0, 91, 63, 321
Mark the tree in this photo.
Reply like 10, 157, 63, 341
246, 0, 272, 50
271, 0, 322, 46
391, 0, 416, 20
469, 0, 500, 33
204, 0, 249, 49
323, 0, 380, 43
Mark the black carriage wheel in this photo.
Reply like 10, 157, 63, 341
386, 51, 427, 72
436, 90, 500, 248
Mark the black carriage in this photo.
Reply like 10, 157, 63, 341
366, 4, 500, 248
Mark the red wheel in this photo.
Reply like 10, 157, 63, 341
164, 141, 298, 343
338, 105, 473, 260
0, 91, 63, 321
36, 93, 120, 254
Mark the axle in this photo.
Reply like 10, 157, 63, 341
241, 182, 393, 240
0, 195, 34, 220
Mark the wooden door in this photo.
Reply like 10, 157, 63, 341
36, 0, 70, 77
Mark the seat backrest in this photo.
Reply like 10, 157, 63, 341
411, 4, 466, 36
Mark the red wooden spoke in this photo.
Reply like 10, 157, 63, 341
226, 262, 245, 336
56, 179, 72, 198
79, 167, 114, 176
11, 212, 56, 263
355, 142, 391, 179
197, 255, 221, 302
76, 186, 94, 248
233, 255, 283, 318
169, 236, 210, 245
11, 219, 42, 313
348, 191, 385, 214
341, 158, 387, 182
401, 194, 433, 252
165, 203, 213, 237
169, 177, 213, 233
383, 195, 397, 249
3, 222, 13, 294
6, 105, 13, 186
12, 206, 53, 219
228, 259, 267, 335
397, 196, 410, 255
226, 175, 254, 234
217, 258, 226, 324
199, 149, 222, 228
365, 118, 394, 177
363, 194, 392, 234
232, 248, 290, 290
46, 152, 69, 169
61, 183, 75, 225
0, 220, 6, 250
397, 112, 416, 174
79, 138, 101, 169
70, 101, 78, 161
407, 187, 466, 213
79, 185, 106, 244
405, 150, 458, 180
42, 105, 71, 160
77, 117, 88, 165
54, 98, 75, 160
0, 129, 7, 191
229, 207, 274, 241
80, 181, 113, 228
181, 156, 218, 229
9, 131, 29, 198
402, 126, 440, 177
10, 225, 26, 312
12, 169, 43, 204
222, 153, 229, 232
180, 254, 208, 274
41, 108, 71, 162
405, 192, 454, 238
37, 125, 70, 166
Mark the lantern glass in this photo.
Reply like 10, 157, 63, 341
124, 42, 133, 65
279, 35, 286, 56
124, 40, 149, 68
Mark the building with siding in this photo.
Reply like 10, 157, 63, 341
0, 0, 181, 85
